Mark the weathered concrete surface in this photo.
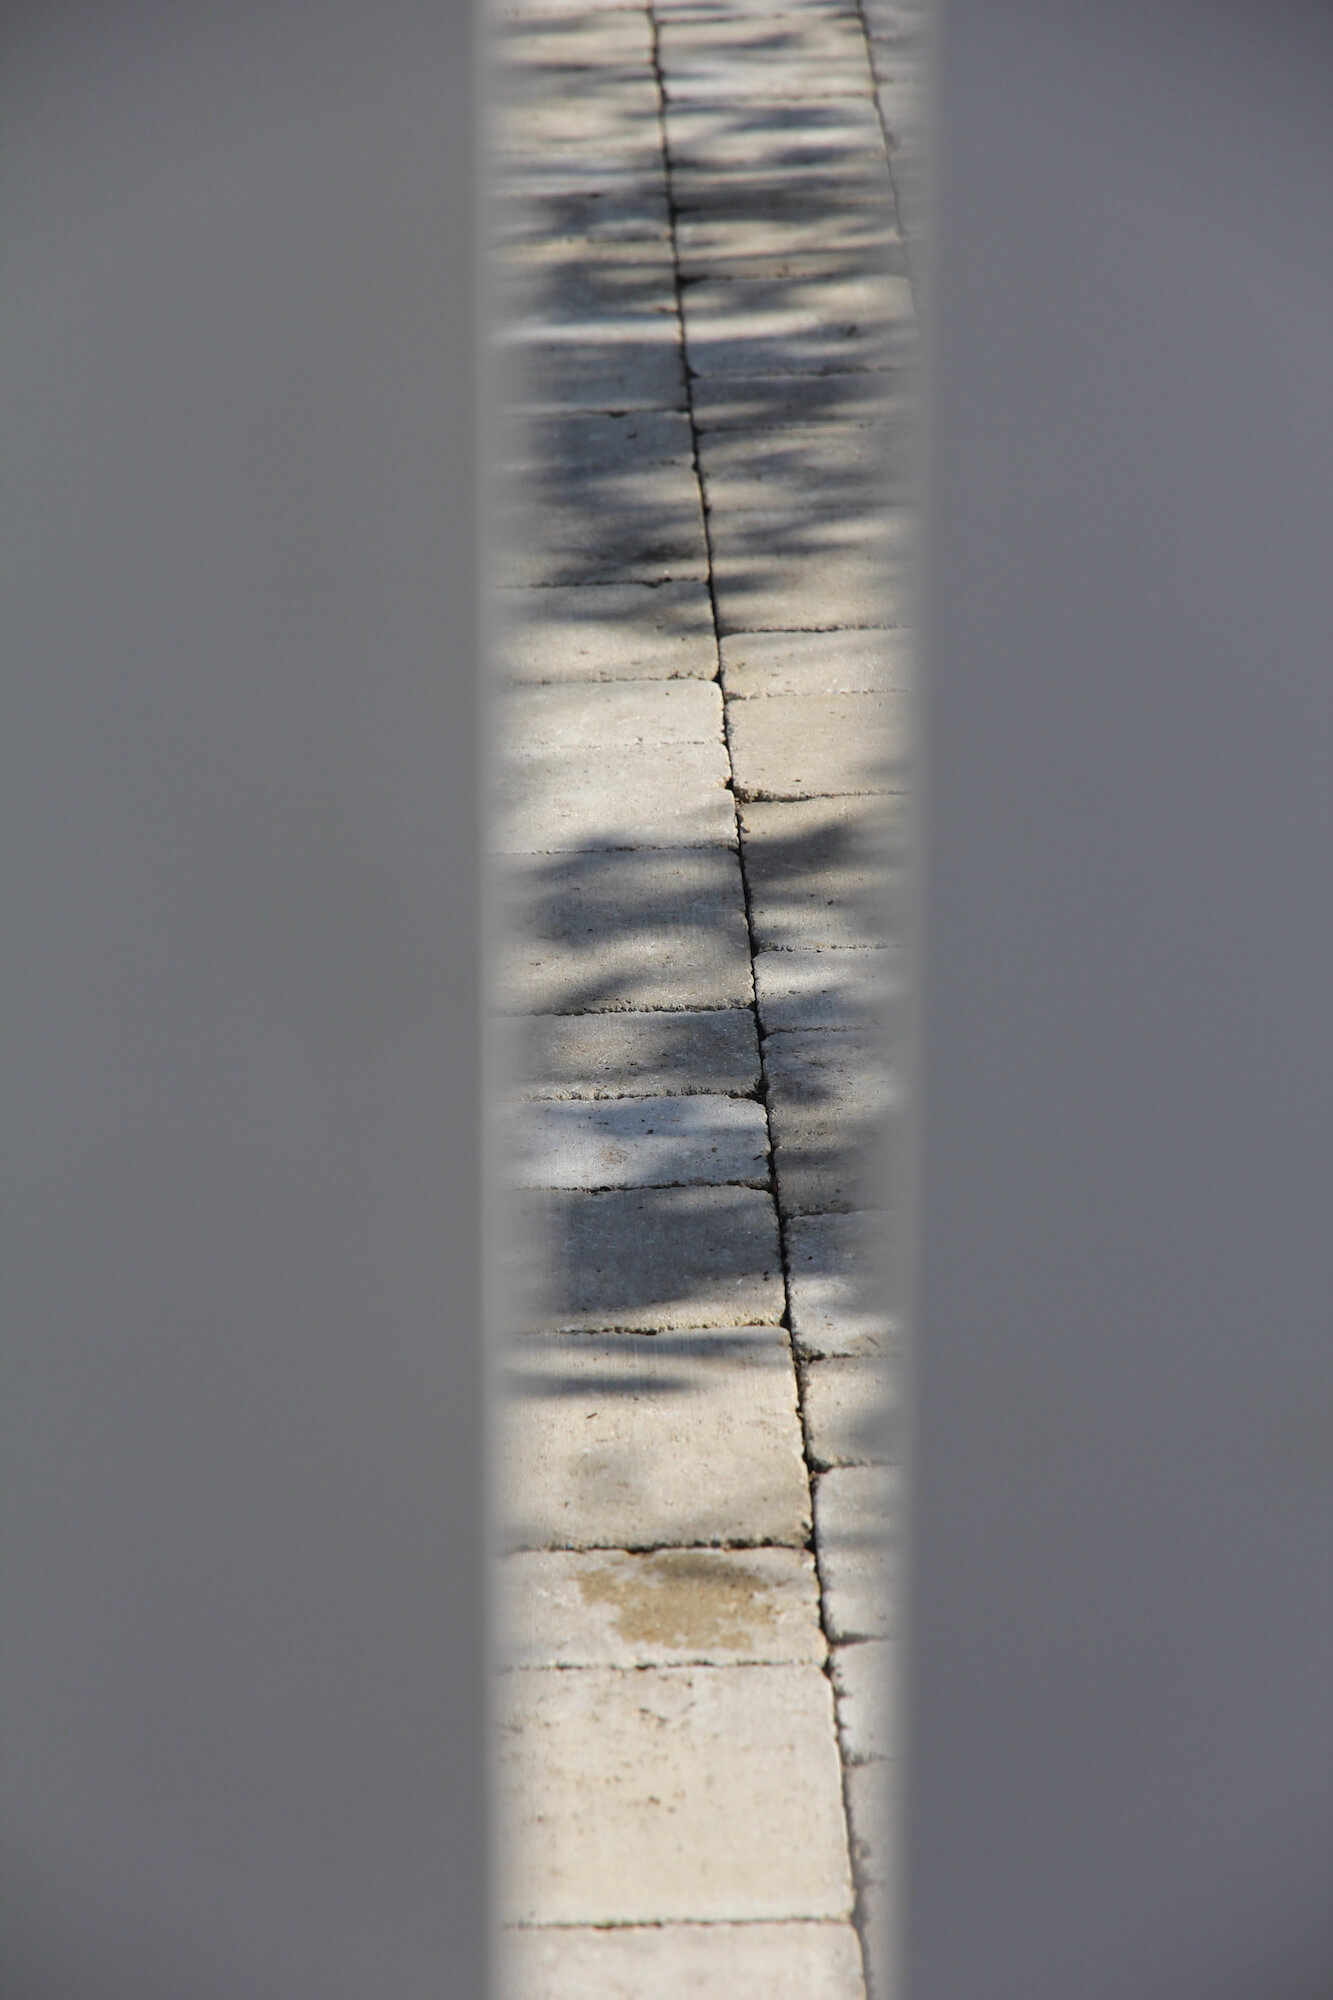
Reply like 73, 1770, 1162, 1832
503, 847, 753, 1013
740, 796, 898, 950
787, 1210, 893, 1357
499, 581, 717, 683
813, 1465, 898, 1643
497, 739, 735, 851
831, 1638, 895, 1765
514, 1008, 760, 1098
524, 1185, 785, 1329
502, 1330, 811, 1549
721, 626, 906, 697
503, 1921, 866, 2000
658, 14, 875, 101
727, 691, 901, 801
765, 1028, 893, 1214
504, 678, 723, 747
499, 1664, 854, 1922
802, 1355, 896, 1470
513, 1093, 770, 1188
708, 511, 906, 632
754, 945, 894, 1030
501, 1547, 826, 1666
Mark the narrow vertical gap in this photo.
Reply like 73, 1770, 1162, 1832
646, 8, 877, 1990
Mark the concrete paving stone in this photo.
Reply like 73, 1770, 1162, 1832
813, 1464, 898, 1642
787, 1210, 894, 1357
727, 692, 902, 801
514, 1093, 770, 1189
504, 678, 723, 748
697, 418, 894, 510
709, 511, 905, 632
503, 1920, 866, 2000
513, 1008, 760, 1099
764, 1028, 894, 1213
692, 371, 907, 433
845, 1763, 897, 1999
672, 160, 893, 213
499, 238, 686, 412
740, 796, 900, 950
496, 83, 663, 157
498, 580, 717, 683
665, 93, 887, 173
721, 626, 909, 696
753, 945, 895, 1031
501, 1327, 807, 1545
499, 1663, 853, 1922
500, 9, 654, 69
501, 407, 697, 475
497, 0, 647, 16
498, 739, 735, 851
658, 16, 874, 102
492, 153, 670, 248
502, 847, 753, 1013
677, 207, 899, 271
500, 1546, 826, 1666
523, 1185, 784, 1329
802, 1355, 896, 1469
831, 1639, 896, 1764
682, 272, 913, 378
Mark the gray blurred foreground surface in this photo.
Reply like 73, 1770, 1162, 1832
902, 3, 1333, 1996
0, 6, 486, 1994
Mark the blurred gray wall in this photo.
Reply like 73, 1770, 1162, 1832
0, 5, 487, 1993
901, 2, 1333, 1994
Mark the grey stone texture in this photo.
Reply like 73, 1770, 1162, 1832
496, 0, 914, 1978
813, 1465, 899, 1643
502, 1329, 810, 1549
499, 581, 717, 683
502, 847, 753, 1013
513, 1007, 760, 1098
513, 1092, 770, 1188
764, 1029, 894, 1214
521, 1185, 784, 1329
503, 1922, 866, 2000
501, 1546, 826, 1666
787, 1210, 894, 1357
499, 1664, 854, 1922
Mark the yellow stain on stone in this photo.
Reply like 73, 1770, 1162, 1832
576, 1550, 780, 1652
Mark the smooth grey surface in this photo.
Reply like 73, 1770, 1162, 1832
0, 7, 485, 1995
902, 5, 1333, 1996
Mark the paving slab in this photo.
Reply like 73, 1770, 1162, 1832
658, 15, 874, 101
503, 847, 753, 1013
721, 626, 908, 696
499, 740, 735, 851
513, 1007, 760, 1098
802, 1354, 896, 1469
501, 1328, 808, 1548
753, 946, 894, 1031
787, 1210, 894, 1357
698, 419, 892, 510
501, 485, 709, 586
513, 1093, 770, 1188
708, 511, 906, 632
501, 1546, 826, 1666
665, 93, 888, 172
845, 1762, 896, 2000
497, 82, 663, 156
504, 678, 723, 748
764, 1028, 894, 1213
503, 407, 698, 474
498, 580, 717, 682
831, 1639, 896, 1764
500, 9, 655, 68
728, 692, 902, 801
740, 796, 898, 950
813, 1464, 898, 1643
677, 207, 899, 271
683, 271, 912, 377
692, 370, 905, 433
499, 238, 686, 412
499, 1664, 854, 1922
522, 1185, 784, 1329
503, 1921, 866, 1999
492, 154, 671, 248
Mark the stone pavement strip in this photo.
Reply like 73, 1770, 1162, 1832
493, 1, 921, 1992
